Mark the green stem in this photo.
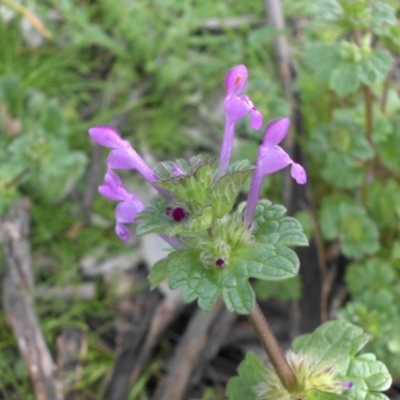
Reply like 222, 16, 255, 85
248, 303, 299, 392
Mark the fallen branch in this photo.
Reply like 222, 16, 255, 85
1, 200, 62, 400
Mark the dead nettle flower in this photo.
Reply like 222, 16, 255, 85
244, 118, 307, 226
88, 125, 161, 187
98, 169, 144, 241
218, 65, 263, 177
88, 125, 162, 241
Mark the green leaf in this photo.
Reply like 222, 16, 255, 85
321, 153, 364, 189
156, 160, 214, 213
345, 259, 396, 296
306, 390, 345, 400
222, 278, 255, 314
314, 0, 343, 22
293, 321, 369, 376
34, 151, 88, 202
166, 250, 220, 312
366, 179, 400, 229
358, 50, 392, 85
253, 200, 308, 248
40, 99, 67, 137
148, 258, 169, 290
371, 1, 397, 27
294, 321, 392, 400
304, 44, 342, 82
319, 197, 380, 259
329, 63, 360, 96
211, 170, 252, 218
136, 196, 175, 236
236, 243, 300, 281
226, 352, 269, 400
346, 353, 392, 399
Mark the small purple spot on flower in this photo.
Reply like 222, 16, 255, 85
215, 258, 226, 267
166, 207, 187, 222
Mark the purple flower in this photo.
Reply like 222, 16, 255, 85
218, 65, 263, 177
89, 125, 158, 184
244, 118, 307, 225
98, 169, 144, 241
343, 381, 353, 390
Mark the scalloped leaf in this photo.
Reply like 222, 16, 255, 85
319, 197, 380, 259
293, 321, 392, 400
148, 257, 169, 290
234, 243, 300, 281
293, 321, 370, 376
166, 249, 220, 312
358, 50, 392, 86
253, 200, 308, 248
226, 352, 268, 400
222, 278, 255, 314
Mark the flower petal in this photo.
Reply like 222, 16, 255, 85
225, 64, 248, 97
291, 162, 307, 184
250, 108, 263, 130
224, 96, 250, 123
88, 125, 125, 148
107, 149, 137, 169
262, 118, 290, 148
115, 223, 131, 241
98, 184, 130, 201
258, 146, 291, 175
115, 199, 144, 223
104, 169, 122, 190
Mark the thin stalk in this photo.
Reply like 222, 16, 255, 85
1, 0, 52, 39
248, 303, 299, 392
363, 85, 373, 144
380, 69, 393, 114
5, 168, 30, 189
361, 84, 373, 204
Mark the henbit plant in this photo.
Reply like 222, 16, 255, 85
88, 65, 392, 399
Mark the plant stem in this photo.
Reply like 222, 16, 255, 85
361, 84, 374, 204
248, 302, 299, 392
380, 68, 392, 114
363, 85, 373, 144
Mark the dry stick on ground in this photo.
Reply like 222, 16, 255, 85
57, 327, 88, 400
152, 299, 237, 400
129, 297, 187, 383
0, 199, 62, 400
101, 266, 162, 400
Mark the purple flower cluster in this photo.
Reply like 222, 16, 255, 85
88, 126, 154, 241
220, 65, 306, 225
88, 65, 307, 241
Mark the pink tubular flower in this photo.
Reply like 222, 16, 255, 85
89, 125, 158, 184
244, 118, 307, 225
218, 65, 263, 177
98, 169, 145, 241
115, 199, 144, 241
